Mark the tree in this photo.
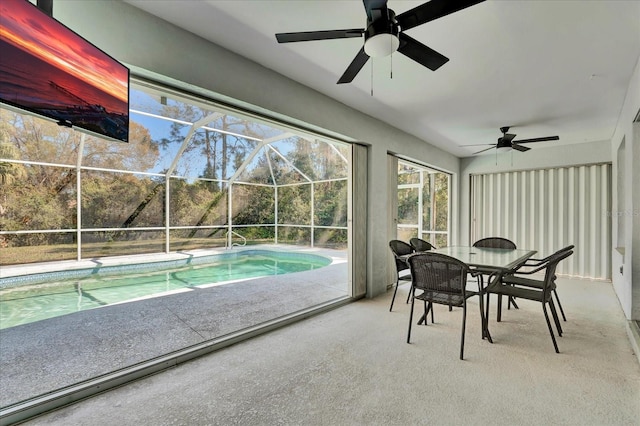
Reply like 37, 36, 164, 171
0, 144, 26, 185
158, 104, 263, 183
0, 109, 160, 252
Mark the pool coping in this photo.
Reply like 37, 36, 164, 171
0, 244, 346, 281
0, 246, 342, 289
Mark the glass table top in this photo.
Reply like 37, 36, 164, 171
430, 246, 537, 271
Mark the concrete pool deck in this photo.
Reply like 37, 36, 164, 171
0, 245, 349, 409
14, 276, 640, 425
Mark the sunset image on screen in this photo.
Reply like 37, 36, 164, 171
0, 0, 129, 141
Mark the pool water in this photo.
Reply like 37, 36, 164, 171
0, 252, 331, 329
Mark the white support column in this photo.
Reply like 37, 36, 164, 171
76, 134, 85, 261
446, 173, 451, 246
274, 186, 278, 244
417, 169, 423, 240
227, 184, 233, 248
165, 177, 170, 253
310, 182, 315, 247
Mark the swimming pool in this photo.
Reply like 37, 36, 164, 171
0, 250, 331, 329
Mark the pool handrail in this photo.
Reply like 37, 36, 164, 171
225, 230, 247, 248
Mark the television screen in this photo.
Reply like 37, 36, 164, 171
0, 0, 129, 142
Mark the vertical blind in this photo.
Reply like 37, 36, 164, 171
471, 163, 612, 279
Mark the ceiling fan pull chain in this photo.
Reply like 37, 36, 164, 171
390, 39, 393, 80
371, 59, 374, 96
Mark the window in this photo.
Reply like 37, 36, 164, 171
0, 79, 350, 263
0, 77, 354, 411
397, 160, 450, 248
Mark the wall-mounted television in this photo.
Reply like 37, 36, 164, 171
0, 0, 129, 142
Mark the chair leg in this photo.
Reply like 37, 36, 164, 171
542, 303, 560, 353
407, 294, 416, 344
417, 296, 432, 326
389, 279, 400, 312
549, 299, 563, 336
460, 300, 467, 360
485, 291, 491, 328
553, 289, 567, 321
497, 294, 503, 322
423, 300, 429, 326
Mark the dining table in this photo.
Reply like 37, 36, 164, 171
414, 246, 537, 343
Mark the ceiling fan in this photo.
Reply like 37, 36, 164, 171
470, 127, 560, 155
275, 0, 485, 84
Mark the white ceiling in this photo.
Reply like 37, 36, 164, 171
126, 0, 640, 157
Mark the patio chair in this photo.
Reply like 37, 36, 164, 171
472, 237, 518, 311
406, 252, 484, 360
502, 245, 574, 322
409, 237, 436, 252
484, 249, 573, 353
410, 237, 454, 312
388, 240, 414, 312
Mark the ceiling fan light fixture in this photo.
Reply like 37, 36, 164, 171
496, 145, 512, 152
364, 33, 399, 57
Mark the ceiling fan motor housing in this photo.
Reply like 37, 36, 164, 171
364, 9, 400, 57
496, 138, 512, 149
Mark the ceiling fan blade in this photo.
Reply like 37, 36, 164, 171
464, 143, 494, 147
512, 143, 531, 152
397, 33, 448, 71
473, 146, 496, 155
502, 133, 516, 143
337, 47, 370, 84
276, 29, 364, 43
363, 0, 388, 22
397, 0, 486, 32
513, 136, 559, 144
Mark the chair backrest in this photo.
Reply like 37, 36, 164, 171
547, 245, 575, 261
407, 252, 470, 296
516, 244, 575, 273
473, 237, 517, 250
410, 237, 435, 252
389, 240, 414, 272
541, 249, 574, 294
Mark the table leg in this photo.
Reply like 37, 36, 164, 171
478, 272, 494, 344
